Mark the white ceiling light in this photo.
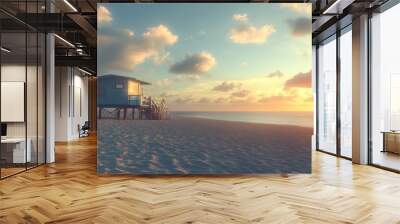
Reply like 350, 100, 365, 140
323, 0, 355, 15
1, 47, 11, 53
63, 0, 78, 12
78, 67, 93, 76
54, 34, 75, 48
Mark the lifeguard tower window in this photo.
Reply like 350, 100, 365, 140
115, 82, 123, 89
128, 96, 141, 106
128, 81, 141, 95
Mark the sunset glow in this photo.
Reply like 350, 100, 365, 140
98, 3, 312, 112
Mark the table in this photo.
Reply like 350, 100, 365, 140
381, 131, 400, 154
1, 138, 31, 163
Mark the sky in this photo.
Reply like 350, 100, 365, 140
98, 3, 312, 112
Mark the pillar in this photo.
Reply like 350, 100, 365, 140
352, 14, 369, 164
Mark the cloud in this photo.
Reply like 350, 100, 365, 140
258, 94, 296, 104
233, 13, 248, 22
198, 30, 206, 36
101, 25, 178, 72
229, 13, 275, 45
98, 34, 114, 45
267, 70, 284, 78
198, 97, 211, 103
231, 89, 250, 98
174, 97, 193, 104
172, 74, 202, 81
241, 62, 248, 67
98, 27, 134, 44
98, 6, 112, 24
143, 25, 178, 45
287, 17, 311, 37
229, 24, 275, 44
160, 92, 178, 98
155, 79, 172, 87
169, 52, 216, 75
123, 29, 134, 37
230, 96, 256, 104
284, 71, 311, 89
214, 97, 227, 103
212, 81, 240, 92
281, 3, 311, 15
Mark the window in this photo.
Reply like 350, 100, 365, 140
128, 81, 140, 96
370, 3, 400, 171
317, 36, 337, 154
390, 74, 400, 130
339, 28, 352, 158
115, 82, 123, 89
128, 95, 141, 106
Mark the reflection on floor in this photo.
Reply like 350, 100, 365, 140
0, 167, 25, 178
373, 151, 400, 170
0, 163, 42, 179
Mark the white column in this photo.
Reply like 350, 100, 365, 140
46, 32, 55, 163
352, 14, 369, 164
55, 67, 73, 141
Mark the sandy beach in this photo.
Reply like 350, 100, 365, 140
98, 117, 312, 174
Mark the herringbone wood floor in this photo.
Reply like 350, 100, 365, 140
1, 135, 400, 224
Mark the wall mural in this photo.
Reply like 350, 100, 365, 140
97, 3, 313, 174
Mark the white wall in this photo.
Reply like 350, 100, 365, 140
1, 65, 27, 139
55, 67, 89, 141
55, 67, 70, 141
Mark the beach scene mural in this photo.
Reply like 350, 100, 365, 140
97, 3, 313, 174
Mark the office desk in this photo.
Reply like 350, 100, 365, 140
1, 138, 31, 163
382, 131, 400, 154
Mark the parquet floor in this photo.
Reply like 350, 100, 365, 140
1, 135, 400, 224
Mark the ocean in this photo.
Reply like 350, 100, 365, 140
171, 111, 313, 128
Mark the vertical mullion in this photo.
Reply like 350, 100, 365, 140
73, 68, 75, 118
69, 69, 71, 118
336, 30, 341, 157
44, 0, 48, 164
367, 11, 373, 165
316, 45, 320, 150
25, 0, 28, 171
36, 0, 39, 167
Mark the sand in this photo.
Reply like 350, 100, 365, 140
98, 117, 312, 174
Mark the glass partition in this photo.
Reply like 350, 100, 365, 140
38, 32, 46, 165
317, 36, 337, 154
1, 31, 28, 177
339, 28, 352, 158
371, 3, 400, 171
0, 2, 46, 179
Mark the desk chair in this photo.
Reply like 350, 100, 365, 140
78, 121, 90, 138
